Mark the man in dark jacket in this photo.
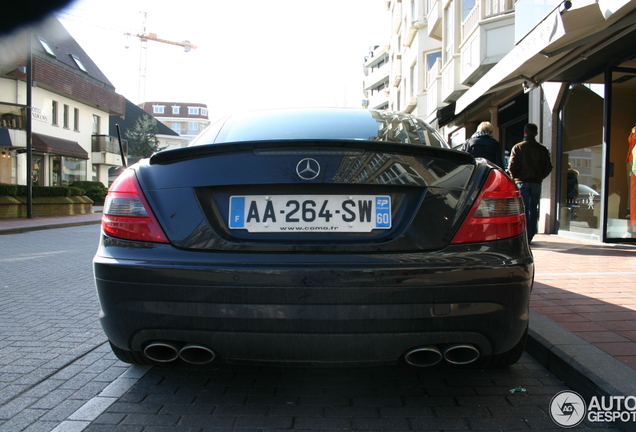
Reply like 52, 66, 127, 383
508, 123, 553, 243
462, 121, 503, 167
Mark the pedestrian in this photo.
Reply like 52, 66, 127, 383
462, 121, 504, 167
507, 123, 553, 243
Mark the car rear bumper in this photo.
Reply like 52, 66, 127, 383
94, 235, 533, 364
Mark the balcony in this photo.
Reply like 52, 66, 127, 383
91, 135, 127, 166
441, 54, 468, 103
393, 58, 402, 87
404, 96, 418, 113
364, 66, 390, 91
404, 17, 427, 48
364, 44, 389, 70
366, 89, 390, 110
459, 9, 515, 85
425, 59, 443, 118
426, 0, 442, 41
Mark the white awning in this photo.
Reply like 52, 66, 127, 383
454, 1, 636, 115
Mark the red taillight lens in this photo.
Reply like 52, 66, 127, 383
451, 169, 526, 244
102, 169, 169, 243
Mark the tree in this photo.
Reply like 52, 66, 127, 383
125, 115, 166, 158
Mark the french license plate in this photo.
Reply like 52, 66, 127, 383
229, 195, 391, 233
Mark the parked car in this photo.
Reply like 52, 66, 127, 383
93, 108, 533, 368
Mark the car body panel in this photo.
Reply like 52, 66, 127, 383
94, 108, 533, 366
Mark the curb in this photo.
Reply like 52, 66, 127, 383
0, 219, 102, 235
527, 309, 636, 432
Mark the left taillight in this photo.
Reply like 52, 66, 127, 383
451, 169, 526, 244
101, 168, 169, 243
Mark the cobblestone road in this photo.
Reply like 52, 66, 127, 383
0, 225, 621, 431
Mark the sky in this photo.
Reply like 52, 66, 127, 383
56, 0, 390, 121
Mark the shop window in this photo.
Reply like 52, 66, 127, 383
559, 81, 604, 238
63, 157, 86, 185
50, 155, 86, 186
32, 155, 43, 186
608, 68, 636, 239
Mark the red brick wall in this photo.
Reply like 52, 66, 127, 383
34, 57, 124, 115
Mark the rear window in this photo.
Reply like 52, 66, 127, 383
189, 109, 449, 148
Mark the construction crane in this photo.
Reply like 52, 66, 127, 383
125, 12, 197, 103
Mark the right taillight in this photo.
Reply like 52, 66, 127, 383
102, 168, 169, 243
451, 169, 526, 244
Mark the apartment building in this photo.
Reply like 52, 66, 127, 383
110, 99, 188, 154
369, 0, 636, 244
0, 16, 126, 187
139, 101, 210, 144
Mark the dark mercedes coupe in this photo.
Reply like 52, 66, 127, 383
93, 108, 533, 368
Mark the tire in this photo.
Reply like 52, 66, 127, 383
472, 326, 528, 369
109, 341, 152, 365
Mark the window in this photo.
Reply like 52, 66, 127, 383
74, 108, 80, 131
153, 106, 165, 114
172, 106, 180, 114
51, 101, 58, 126
426, 51, 442, 70
92, 115, 100, 134
201, 108, 208, 116
444, 3, 455, 64
485, 0, 512, 16
462, 0, 475, 20
410, 63, 417, 97
188, 121, 199, 132
70, 54, 88, 72
188, 107, 200, 115
63, 157, 87, 185
171, 122, 181, 132
38, 38, 56, 57
63, 104, 69, 129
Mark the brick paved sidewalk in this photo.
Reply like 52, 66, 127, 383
530, 234, 636, 370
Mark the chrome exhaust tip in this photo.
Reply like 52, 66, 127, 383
443, 344, 480, 365
179, 344, 216, 365
144, 341, 180, 363
404, 346, 443, 367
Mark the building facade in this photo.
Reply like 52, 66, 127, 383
0, 17, 126, 188
371, 0, 636, 244
139, 101, 210, 144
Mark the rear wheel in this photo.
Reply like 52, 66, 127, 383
473, 326, 528, 369
109, 341, 152, 365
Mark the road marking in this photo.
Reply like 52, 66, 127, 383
52, 364, 151, 432
535, 271, 636, 277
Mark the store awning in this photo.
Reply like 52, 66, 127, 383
454, 1, 636, 115
32, 133, 88, 159
0, 128, 11, 146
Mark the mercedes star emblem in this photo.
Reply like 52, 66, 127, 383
296, 158, 320, 180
